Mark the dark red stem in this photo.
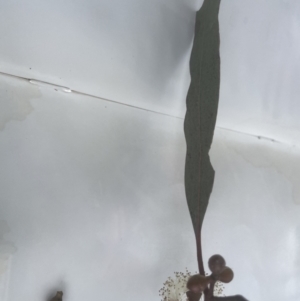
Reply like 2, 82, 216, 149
196, 231, 205, 276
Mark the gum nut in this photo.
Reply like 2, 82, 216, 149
208, 254, 226, 275
187, 274, 209, 292
218, 267, 234, 283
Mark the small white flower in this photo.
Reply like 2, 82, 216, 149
159, 269, 192, 301
159, 270, 226, 301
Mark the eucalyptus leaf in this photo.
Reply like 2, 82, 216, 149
184, 0, 221, 276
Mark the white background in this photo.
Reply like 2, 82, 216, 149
0, 1, 299, 301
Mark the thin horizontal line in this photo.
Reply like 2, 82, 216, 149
0, 70, 183, 119
72, 89, 184, 120
0, 70, 292, 146
217, 126, 280, 144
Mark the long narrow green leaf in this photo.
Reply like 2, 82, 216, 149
184, 0, 221, 276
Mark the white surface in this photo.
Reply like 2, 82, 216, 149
0, 74, 197, 301
0, 0, 198, 117
0, 1, 300, 301
0, 74, 300, 301
218, 0, 300, 146
0, 0, 300, 145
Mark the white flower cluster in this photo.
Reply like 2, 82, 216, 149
214, 281, 225, 297
159, 269, 193, 301
159, 269, 225, 301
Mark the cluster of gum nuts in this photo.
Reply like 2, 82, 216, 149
186, 254, 233, 298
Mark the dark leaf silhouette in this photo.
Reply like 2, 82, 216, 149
184, 0, 221, 276
184, 2, 249, 301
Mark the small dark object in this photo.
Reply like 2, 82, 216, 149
208, 255, 226, 276
212, 296, 249, 301
187, 274, 212, 293
187, 256, 247, 301
217, 267, 234, 283
186, 290, 203, 301
49, 291, 63, 301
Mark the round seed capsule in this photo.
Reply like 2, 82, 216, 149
208, 254, 226, 275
